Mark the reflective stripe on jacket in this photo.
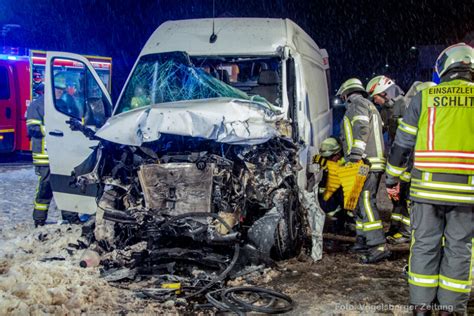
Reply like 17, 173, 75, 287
413, 80, 474, 174
387, 79, 474, 205
341, 93, 385, 171
26, 96, 49, 166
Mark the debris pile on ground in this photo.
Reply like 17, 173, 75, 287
81, 210, 297, 314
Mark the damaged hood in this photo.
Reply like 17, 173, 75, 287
96, 98, 282, 146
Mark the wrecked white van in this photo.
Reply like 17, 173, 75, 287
44, 18, 332, 260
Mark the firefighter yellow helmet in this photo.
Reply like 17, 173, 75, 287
435, 43, 474, 77
336, 78, 366, 97
320, 137, 341, 158
366, 75, 395, 98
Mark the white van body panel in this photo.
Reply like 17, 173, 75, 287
141, 18, 328, 71
96, 98, 281, 146
142, 18, 289, 56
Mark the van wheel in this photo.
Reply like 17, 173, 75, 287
272, 189, 302, 260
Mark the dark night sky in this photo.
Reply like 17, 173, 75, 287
1, 0, 473, 99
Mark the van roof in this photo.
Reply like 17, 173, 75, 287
140, 18, 322, 58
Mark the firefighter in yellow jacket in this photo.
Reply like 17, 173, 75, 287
385, 43, 473, 315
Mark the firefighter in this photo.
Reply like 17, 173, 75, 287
26, 75, 80, 227
32, 68, 44, 98
366, 75, 405, 145
315, 137, 344, 165
314, 137, 352, 234
336, 78, 391, 263
385, 43, 473, 314
367, 77, 437, 244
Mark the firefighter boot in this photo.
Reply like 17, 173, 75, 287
361, 244, 391, 264
387, 221, 411, 244
33, 209, 47, 228
387, 232, 411, 244
34, 220, 45, 228
350, 235, 369, 252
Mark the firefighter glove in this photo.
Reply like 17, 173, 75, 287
66, 118, 83, 131
348, 154, 362, 163
83, 127, 97, 140
362, 157, 372, 167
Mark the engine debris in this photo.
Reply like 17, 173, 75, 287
74, 135, 307, 312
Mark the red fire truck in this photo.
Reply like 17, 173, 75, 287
0, 47, 112, 154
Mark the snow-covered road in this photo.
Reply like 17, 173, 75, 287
0, 164, 59, 226
0, 164, 166, 314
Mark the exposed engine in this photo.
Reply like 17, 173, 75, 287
81, 134, 304, 272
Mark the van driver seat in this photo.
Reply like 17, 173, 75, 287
249, 70, 280, 105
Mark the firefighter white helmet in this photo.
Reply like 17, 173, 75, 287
366, 75, 395, 98
435, 43, 474, 77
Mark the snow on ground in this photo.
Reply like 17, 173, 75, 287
0, 165, 57, 226
0, 223, 169, 314
0, 165, 167, 314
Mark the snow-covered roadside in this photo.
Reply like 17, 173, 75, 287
0, 165, 60, 226
0, 166, 166, 314
0, 221, 169, 314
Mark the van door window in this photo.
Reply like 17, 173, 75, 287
0, 66, 10, 100
51, 58, 112, 126
300, 59, 329, 115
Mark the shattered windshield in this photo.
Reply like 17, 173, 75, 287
115, 51, 277, 114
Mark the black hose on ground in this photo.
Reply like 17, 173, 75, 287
155, 212, 241, 300
205, 290, 240, 314
184, 241, 240, 299
206, 286, 295, 314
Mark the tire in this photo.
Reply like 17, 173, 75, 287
272, 189, 303, 260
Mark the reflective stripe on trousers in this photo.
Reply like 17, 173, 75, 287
33, 166, 53, 222
355, 172, 385, 246
391, 213, 410, 226
408, 202, 472, 313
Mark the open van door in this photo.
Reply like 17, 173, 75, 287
44, 52, 112, 214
